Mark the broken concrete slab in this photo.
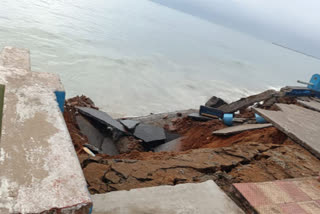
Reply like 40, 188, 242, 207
133, 123, 166, 147
205, 96, 228, 108
92, 180, 244, 214
213, 124, 273, 136
298, 100, 320, 113
77, 107, 126, 133
0, 47, 91, 213
120, 119, 140, 131
188, 112, 213, 121
154, 137, 183, 152
218, 90, 277, 113
76, 115, 104, 149
101, 137, 119, 156
253, 104, 320, 159
233, 177, 320, 214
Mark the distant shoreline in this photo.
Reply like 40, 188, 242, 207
272, 42, 320, 60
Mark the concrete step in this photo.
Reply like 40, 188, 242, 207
0, 47, 91, 213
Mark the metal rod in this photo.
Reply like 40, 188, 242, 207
297, 80, 314, 86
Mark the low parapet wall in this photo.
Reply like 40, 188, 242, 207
0, 47, 92, 213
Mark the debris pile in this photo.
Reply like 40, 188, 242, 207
64, 78, 320, 213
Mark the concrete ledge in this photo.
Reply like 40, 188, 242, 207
0, 47, 91, 213
92, 181, 244, 214
0, 46, 31, 71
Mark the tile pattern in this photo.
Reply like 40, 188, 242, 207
234, 177, 320, 214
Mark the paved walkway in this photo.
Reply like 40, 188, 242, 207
234, 177, 320, 214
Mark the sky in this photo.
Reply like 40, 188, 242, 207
151, 0, 320, 59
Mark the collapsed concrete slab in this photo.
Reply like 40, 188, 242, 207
213, 124, 273, 136
233, 177, 320, 214
0, 47, 91, 213
120, 119, 140, 131
101, 137, 119, 156
133, 123, 166, 147
92, 180, 244, 214
253, 104, 320, 159
188, 112, 213, 121
77, 107, 126, 133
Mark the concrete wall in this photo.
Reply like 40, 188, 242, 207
0, 47, 92, 213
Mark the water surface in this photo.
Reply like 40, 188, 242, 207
0, 0, 319, 116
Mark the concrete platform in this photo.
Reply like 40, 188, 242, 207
92, 180, 244, 214
213, 124, 273, 136
0, 47, 91, 213
253, 104, 320, 159
234, 177, 320, 214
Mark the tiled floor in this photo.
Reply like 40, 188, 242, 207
234, 177, 320, 214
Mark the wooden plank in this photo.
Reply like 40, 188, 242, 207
218, 90, 276, 113
298, 100, 320, 113
213, 123, 272, 136
253, 104, 320, 159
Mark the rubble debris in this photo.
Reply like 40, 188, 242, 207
83, 147, 96, 157
92, 181, 244, 214
83, 144, 101, 154
297, 100, 320, 112
200, 105, 224, 118
77, 107, 126, 133
114, 136, 144, 154
76, 115, 104, 149
213, 124, 273, 136
188, 112, 213, 121
120, 119, 140, 131
253, 104, 320, 159
233, 177, 320, 214
134, 123, 166, 148
154, 137, 183, 152
218, 89, 277, 113
205, 96, 228, 108
81, 142, 320, 195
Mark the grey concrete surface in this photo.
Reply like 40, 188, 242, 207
154, 137, 183, 152
91, 180, 244, 214
298, 100, 320, 113
213, 123, 273, 136
101, 137, 119, 156
0, 47, 91, 213
76, 115, 104, 149
253, 104, 320, 159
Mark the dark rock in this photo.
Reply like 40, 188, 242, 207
77, 107, 126, 133
205, 96, 227, 108
133, 124, 166, 148
120, 120, 140, 131
114, 136, 144, 153
101, 137, 119, 156
76, 115, 104, 149
188, 113, 212, 121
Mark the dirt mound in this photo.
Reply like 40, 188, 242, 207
64, 95, 98, 154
